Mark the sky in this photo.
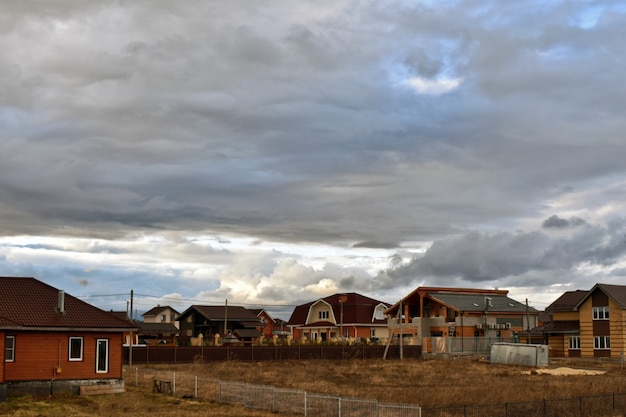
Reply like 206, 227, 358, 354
2, 1, 626, 320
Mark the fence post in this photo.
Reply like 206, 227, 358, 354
135, 367, 138, 386
338, 397, 341, 417
304, 391, 307, 417
194, 376, 198, 398
172, 372, 176, 394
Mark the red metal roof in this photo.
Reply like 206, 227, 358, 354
0, 277, 136, 331
287, 292, 389, 327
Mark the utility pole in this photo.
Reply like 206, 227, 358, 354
129, 289, 133, 367
399, 299, 403, 360
224, 299, 228, 335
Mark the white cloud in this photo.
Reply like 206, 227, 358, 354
404, 76, 463, 95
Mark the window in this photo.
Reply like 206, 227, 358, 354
594, 336, 610, 350
371, 329, 376, 337
5, 336, 15, 362
569, 336, 580, 350
96, 339, 109, 373
160, 314, 166, 322
374, 307, 385, 320
319, 311, 329, 319
69, 337, 83, 361
593, 306, 609, 320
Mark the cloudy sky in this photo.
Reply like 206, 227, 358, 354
2, 1, 626, 319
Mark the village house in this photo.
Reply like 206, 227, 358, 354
384, 287, 539, 348
177, 305, 264, 345
247, 308, 277, 339
141, 305, 180, 327
287, 293, 390, 343
535, 283, 626, 358
0, 277, 136, 399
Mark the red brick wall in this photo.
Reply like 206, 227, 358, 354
0, 331, 5, 383
3, 331, 124, 382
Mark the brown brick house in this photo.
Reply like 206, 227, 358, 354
536, 283, 626, 358
0, 277, 136, 399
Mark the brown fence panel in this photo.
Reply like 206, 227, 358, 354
124, 344, 422, 364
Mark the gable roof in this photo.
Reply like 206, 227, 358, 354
287, 292, 389, 326
386, 287, 536, 315
142, 305, 180, 317
0, 277, 136, 332
545, 290, 588, 312
247, 308, 275, 323
180, 305, 263, 324
575, 283, 626, 310
427, 292, 534, 313
135, 321, 179, 334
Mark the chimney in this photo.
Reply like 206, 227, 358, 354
58, 290, 65, 314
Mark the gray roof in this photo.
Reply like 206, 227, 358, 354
428, 292, 536, 313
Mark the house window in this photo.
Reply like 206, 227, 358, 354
569, 336, 580, 350
96, 339, 109, 373
161, 314, 166, 322
593, 306, 609, 320
187, 315, 192, 323
371, 329, 376, 337
5, 336, 15, 362
69, 337, 84, 361
594, 336, 610, 350
319, 311, 329, 319
374, 307, 385, 320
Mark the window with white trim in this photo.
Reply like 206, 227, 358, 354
96, 339, 109, 373
569, 335, 580, 350
69, 337, 83, 361
594, 336, 610, 350
319, 311, 329, 319
5, 336, 15, 362
593, 306, 609, 320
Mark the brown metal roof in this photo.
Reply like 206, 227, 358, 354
594, 284, 626, 309
0, 277, 136, 331
181, 305, 263, 322
545, 290, 588, 311
142, 305, 180, 317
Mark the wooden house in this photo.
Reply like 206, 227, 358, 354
177, 305, 263, 345
287, 293, 390, 342
0, 277, 136, 399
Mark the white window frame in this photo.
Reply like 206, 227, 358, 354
594, 336, 610, 350
96, 339, 109, 373
69, 336, 84, 361
5, 335, 15, 362
318, 311, 329, 319
593, 306, 609, 320
569, 335, 580, 350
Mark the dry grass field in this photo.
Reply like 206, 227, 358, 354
2, 357, 626, 416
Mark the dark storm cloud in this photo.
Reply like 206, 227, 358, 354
2, 1, 626, 309
542, 215, 587, 229
386, 218, 626, 287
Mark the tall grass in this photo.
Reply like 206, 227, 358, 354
3, 358, 626, 416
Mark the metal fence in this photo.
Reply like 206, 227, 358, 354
418, 393, 626, 417
131, 367, 423, 416
131, 366, 626, 417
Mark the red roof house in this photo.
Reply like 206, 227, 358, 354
0, 277, 136, 398
287, 293, 390, 342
